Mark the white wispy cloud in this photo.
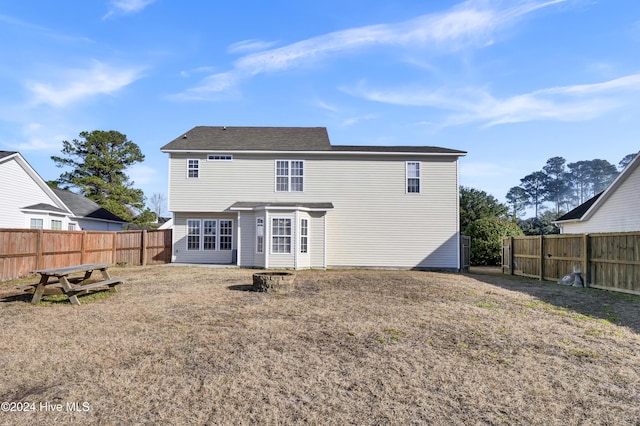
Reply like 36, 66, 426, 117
25, 60, 145, 107
228, 39, 279, 54
173, 0, 566, 100
345, 73, 640, 127
103, 0, 156, 19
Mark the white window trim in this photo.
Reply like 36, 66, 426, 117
406, 161, 421, 194
256, 217, 265, 254
203, 219, 217, 251
219, 219, 234, 251
271, 217, 292, 254
300, 218, 309, 254
275, 159, 304, 192
187, 159, 199, 179
186, 219, 201, 251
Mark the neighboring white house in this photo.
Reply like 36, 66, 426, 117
161, 126, 467, 270
554, 151, 640, 234
0, 151, 127, 231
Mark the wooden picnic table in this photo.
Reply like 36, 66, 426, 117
28, 263, 125, 306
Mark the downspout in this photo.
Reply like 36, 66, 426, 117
236, 212, 241, 267
264, 210, 269, 269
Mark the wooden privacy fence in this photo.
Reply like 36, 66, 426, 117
502, 232, 640, 295
0, 229, 172, 282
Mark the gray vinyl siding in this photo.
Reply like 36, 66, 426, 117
561, 165, 640, 234
309, 212, 326, 269
168, 152, 460, 269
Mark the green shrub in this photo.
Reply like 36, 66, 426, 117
467, 217, 524, 266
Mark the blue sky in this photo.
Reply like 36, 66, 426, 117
1, 0, 638, 216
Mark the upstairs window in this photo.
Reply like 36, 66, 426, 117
208, 155, 233, 161
188, 159, 199, 178
406, 161, 421, 193
275, 160, 304, 192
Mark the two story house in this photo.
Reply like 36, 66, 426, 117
161, 126, 466, 270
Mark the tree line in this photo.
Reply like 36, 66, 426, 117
460, 151, 637, 265
505, 153, 636, 220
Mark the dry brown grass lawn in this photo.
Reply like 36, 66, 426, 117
0, 266, 639, 425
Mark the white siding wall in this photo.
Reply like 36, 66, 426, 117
561, 165, 640, 234
168, 152, 460, 269
0, 157, 70, 229
308, 212, 326, 269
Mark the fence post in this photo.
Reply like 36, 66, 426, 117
509, 236, 514, 275
539, 235, 544, 281
80, 231, 87, 264
141, 230, 148, 266
35, 229, 43, 270
582, 233, 590, 286
112, 233, 118, 265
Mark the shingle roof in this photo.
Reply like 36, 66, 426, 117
161, 126, 466, 155
21, 203, 68, 213
555, 192, 603, 222
162, 126, 331, 151
52, 188, 127, 223
0, 150, 17, 160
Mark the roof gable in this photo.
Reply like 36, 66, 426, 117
1, 151, 70, 214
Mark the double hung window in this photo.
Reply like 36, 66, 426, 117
219, 220, 233, 250
300, 219, 308, 254
406, 161, 421, 193
203, 220, 217, 250
187, 219, 201, 250
187, 159, 199, 178
275, 160, 304, 192
256, 218, 264, 254
271, 218, 292, 253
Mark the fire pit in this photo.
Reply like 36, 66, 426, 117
252, 271, 296, 294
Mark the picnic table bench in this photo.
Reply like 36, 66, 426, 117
25, 263, 126, 305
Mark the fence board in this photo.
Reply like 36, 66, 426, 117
503, 232, 640, 295
0, 228, 172, 282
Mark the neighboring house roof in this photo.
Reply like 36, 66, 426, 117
161, 126, 467, 155
0, 150, 17, 160
554, 151, 639, 224
52, 188, 128, 223
21, 203, 69, 214
555, 192, 603, 222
